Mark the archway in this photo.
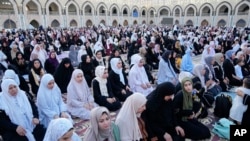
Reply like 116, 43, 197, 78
51, 19, 60, 27
30, 20, 39, 28
150, 20, 154, 24
84, 5, 92, 15
86, 19, 93, 27
217, 19, 226, 27
186, 20, 193, 26
201, 19, 209, 26
26, 1, 38, 14
236, 19, 246, 27
3, 19, 16, 29
70, 20, 77, 27
49, 2, 59, 15
112, 20, 118, 27
123, 20, 128, 26
100, 20, 106, 25
133, 20, 138, 25
175, 20, 179, 24
68, 4, 77, 15
142, 20, 146, 24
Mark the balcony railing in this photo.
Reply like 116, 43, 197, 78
85, 13, 92, 16
99, 13, 106, 16
218, 13, 228, 16
49, 11, 59, 15
186, 13, 194, 16
123, 14, 128, 16
0, 10, 15, 15
201, 13, 210, 16
27, 11, 39, 15
111, 13, 118, 16
237, 12, 248, 15
175, 13, 180, 16
68, 11, 77, 15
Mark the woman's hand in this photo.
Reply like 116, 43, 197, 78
163, 132, 173, 141
187, 112, 195, 119
16, 126, 26, 136
175, 126, 185, 137
32, 118, 40, 125
60, 112, 69, 118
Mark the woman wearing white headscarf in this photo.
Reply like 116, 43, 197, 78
201, 44, 215, 64
109, 58, 132, 102
43, 118, 81, 141
77, 45, 87, 63
30, 44, 47, 67
84, 106, 120, 141
0, 79, 46, 141
128, 55, 154, 96
37, 74, 72, 128
115, 93, 147, 141
67, 69, 97, 120
92, 66, 122, 111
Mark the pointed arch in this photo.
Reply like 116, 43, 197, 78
51, 19, 60, 27
123, 20, 128, 26
82, 1, 95, 15
235, 1, 250, 15
22, 0, 42, 15
86, 19, 93, 27
217, 19, 227, 26
215, 1, 232, 15
30, 19, 39, 28
4, 19, 16, 29
46, 0, 62, 15
65, 0, 80, 15
186, 20, 193, 26
109, 3, 120, 16
199, 3, 214, 16
133, 20, 138, 25
236, 19, 246, 27
201, 19, 209, 26
1, 0, 18, 15
184, 4, 197, 16
141, 7, 147, 16
157, 6, 171, 16
96, 2, 108, 15
172, 5, 183, 16
112, 20, 118, 27
100, 19, 106, 25
121, 4, 130, 16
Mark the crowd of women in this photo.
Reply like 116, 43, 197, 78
0, 23, 250, 140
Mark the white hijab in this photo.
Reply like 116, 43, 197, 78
37, 74, 65, 123
43, 118, 79, 141
3, 69, 20, 85
67, 69, 91, 104
193, 64, 206, 90
0, 79, 35, 141
110, 58, 125, 85
78, 45, 87, 63
115, 93, 147, 141
30, 44, 47, 66
94, 66, 109, 97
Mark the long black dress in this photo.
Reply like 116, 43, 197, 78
53, 58, 74, 94
78, 55, 95, 87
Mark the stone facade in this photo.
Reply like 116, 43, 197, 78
0, 0, 249, 29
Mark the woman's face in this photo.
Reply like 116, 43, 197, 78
86, 56, 91, 63
98, 113, 111, 130
116, 60, 122, 69
114, 50, 120, 56
138, 59, 144, 67
102, 69, 109, 79
33, 60, 41, 69
96, 52, 102, 59
8, 84, 18, 96
136, 104, 146, 114
17, 54, 22, 59
36, 46, 40, 51
75, 73, 83, 83
164, 94, 174, 101
210, 58, 215, 65
47, 80, 55, 89
50, 52, 56, 59
64, 63, 70, 68
220, 55, 225, 62
183, 81, 193, 93
58, 129, 74, 141
201, 68, 206, 75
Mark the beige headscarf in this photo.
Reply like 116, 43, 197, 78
115, 93, 147, 141
83, 107, 115, 141
94, 66, 109, 97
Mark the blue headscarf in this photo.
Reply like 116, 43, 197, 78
225, 50, 235, 61
180, 49, 193, 72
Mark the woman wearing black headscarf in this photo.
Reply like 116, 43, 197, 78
78, 54, 95, 87
54, 58, 74, 94
144, 82, 185, 141
28, 59, 45, 95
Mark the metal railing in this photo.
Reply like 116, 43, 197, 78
186, 13, 194, 16
237, 12, 248, 15
0, 10, 15, 15
201, 13, 210, 16
49, 11, 59, 15
85, 13, 92, 16
68, 11, 77, 15
218, 13, 228, 16
27, 11, 39, 15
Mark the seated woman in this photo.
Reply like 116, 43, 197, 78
43, 118, 81, 141
223, 50, 242, 86
108, 49, 126, 72
44, 51, 59, 75
144, 82, 185, 141
67, 69, 97, 120
28, 59, 45, 96
0, 79, 46, 141
173, 77, 211, 140
157, 50, 178, 85
179, 49, 194, 82
84, 107, 120, 141
54, 58, 74, 94
68, 45, 79, 68
92, 66, 122, 111
213, 53, 229, 92
116, 93, 148, 141
109, 58, 132, 102
12, 52, 29, 76
93, 50, 106, 67
78, 54, 95, 87
128, 55, 154, 96
30, 44, 47, 67
37, 74, 72, 128
204, 56, 222, 96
